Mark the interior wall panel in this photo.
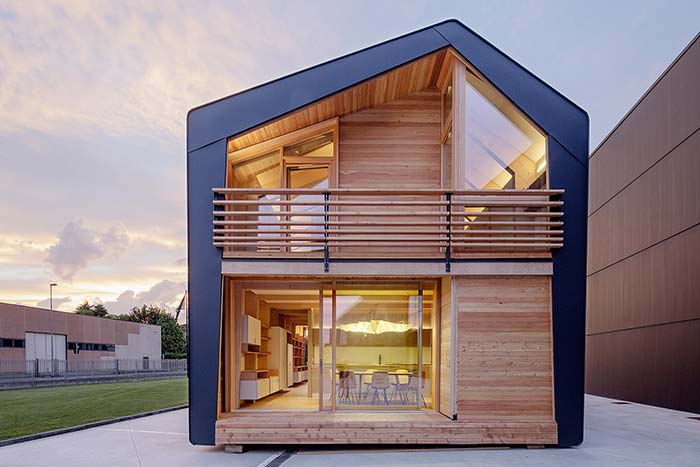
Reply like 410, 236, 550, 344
338, 89, 441, 189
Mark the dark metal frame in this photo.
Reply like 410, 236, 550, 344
187, 19, 588, 446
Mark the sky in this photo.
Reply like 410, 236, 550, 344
0, 0, 698, 318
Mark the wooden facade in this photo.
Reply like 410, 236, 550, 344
586, 32, 700, 413
187, 20, 588, 449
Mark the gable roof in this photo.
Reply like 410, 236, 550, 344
187, 19, 588, 164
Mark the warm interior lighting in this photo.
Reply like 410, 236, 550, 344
337, 319, 412, 335
536, 156, 547, 175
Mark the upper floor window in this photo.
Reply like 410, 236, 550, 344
464, 71, 547, 190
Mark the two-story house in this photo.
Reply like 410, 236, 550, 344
186, 20, 588, 451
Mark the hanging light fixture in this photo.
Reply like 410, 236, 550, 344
337, 319, 412, 335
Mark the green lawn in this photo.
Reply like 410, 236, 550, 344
0, 378, 188, 440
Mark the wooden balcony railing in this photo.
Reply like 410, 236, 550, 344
212, 188, 564, 269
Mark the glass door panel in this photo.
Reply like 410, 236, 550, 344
286, 164, 329, 252
320, 285, 334, 410
333, 282, 422, 410
231, 150, 282, 252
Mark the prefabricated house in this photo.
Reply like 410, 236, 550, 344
187, 20, 588, 450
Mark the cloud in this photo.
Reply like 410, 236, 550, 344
45, 218, 129, 280
36, 296, 72, 310
0, 1, 305, 142
103, 279, 186, 315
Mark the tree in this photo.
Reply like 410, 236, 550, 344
156, 312, 187, 359
75, 300, 109, 318
128, 304, 162, 325
75, 300, 93, 315
91, 303, 108, 318
121, 304, 187, 359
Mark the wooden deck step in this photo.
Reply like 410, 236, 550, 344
215, 411, 557, 446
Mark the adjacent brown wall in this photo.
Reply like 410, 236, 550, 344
586, 34, 700, 413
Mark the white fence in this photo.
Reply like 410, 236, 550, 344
0, 358, 187, 380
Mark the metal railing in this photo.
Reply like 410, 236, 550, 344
0, 358, 187, 380
212, 188, 564, 269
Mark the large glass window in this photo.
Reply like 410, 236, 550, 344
284, 132, 333, 252
231, 150, 282, 251
464, 72, 547, 190
332, 282, 432, 410
228, 130, 335, 253
283, 132, 334, 158
442, 77, 453, 125
441, 128, 452, 189
232, 280, 435, 412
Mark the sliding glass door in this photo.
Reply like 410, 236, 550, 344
318, 281, 433, 411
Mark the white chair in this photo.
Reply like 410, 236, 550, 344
405, 372, 428, 408
390, 369, 409, 402
362, 369, 376, 401
338, 370, 360, 404
369, 372, 391, 405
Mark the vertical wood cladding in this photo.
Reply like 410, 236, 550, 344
439, 276, 453, 418
454, 276, 555, 421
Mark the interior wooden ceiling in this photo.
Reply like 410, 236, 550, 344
228, 48, 448, 154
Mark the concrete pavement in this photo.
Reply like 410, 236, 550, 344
1, 395, 698, 466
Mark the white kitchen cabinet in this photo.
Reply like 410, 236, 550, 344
242, 315, 261, 346
287, 344, 293, 387
269, 375, 280, 394
240, 377, 270, 400
270, 327, 288, 388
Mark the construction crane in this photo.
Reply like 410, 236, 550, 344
174, 290, 187, 322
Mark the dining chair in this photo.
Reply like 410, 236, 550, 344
369, 372, 391, 405
362, 369, 376, 401
338, 370, 360, 404
405, 371, 428, 408
390, 369, 410, 403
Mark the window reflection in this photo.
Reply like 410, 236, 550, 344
332, 283, 433, 410
465, 72, 547, 190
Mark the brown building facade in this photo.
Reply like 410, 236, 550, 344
586, 33, 700, 413
0, 302, 161, 363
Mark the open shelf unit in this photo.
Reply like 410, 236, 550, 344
239, 292, 280, 401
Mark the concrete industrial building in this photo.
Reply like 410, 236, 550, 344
586, 33, 700, 413
0, 302, 161, 366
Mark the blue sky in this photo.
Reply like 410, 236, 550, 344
0, 0, 698, 315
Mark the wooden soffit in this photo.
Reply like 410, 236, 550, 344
227, 48, 448, 154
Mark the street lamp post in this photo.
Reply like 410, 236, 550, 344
49, 283, 57, 375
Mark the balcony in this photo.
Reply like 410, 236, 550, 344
212, 188, 563, 266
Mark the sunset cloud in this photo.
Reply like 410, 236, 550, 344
36, 296, 72, 310
103, 279, 186, 316
0, 1, 307, 142
45, 218, 129, 280
1, 1, 698, 319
